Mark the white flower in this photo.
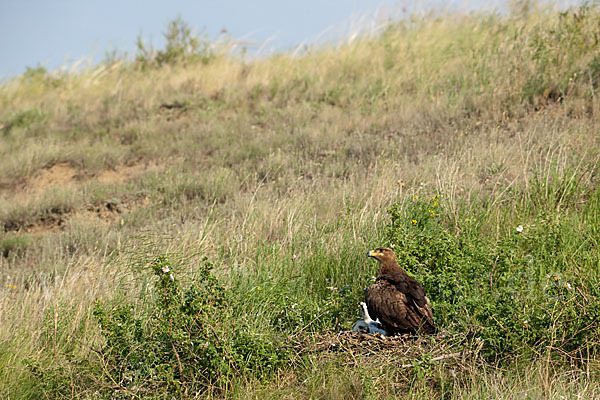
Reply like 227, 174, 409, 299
516, 225, 523, 233
566, 282, 572, 290
161, 265, 170, 273
327, 286, 338, 291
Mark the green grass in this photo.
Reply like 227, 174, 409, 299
1, 4, 600, 399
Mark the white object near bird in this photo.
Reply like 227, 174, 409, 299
352, 302, 387, 335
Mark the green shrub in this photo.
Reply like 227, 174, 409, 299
18, 65, 64, 89
386, 190, 600, 360
136, 16, 213, 69
523, 4, 600, 104
1, 108, 45, 135
0, 234, 31, 258
19, 256, 290, 398
88, 256, 289, 396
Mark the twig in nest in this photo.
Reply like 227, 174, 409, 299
398, 350, 475, 369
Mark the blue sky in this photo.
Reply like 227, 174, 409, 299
0, 1, 579, 80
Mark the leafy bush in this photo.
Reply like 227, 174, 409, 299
1, 108, 45, 135
90, 256, 289, 396
136, 16, 213, 68
386, 190, 600, 360
0, 234, 31, 258
523, 4, 600, 104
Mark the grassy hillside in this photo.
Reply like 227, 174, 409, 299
1, 5, 600, 399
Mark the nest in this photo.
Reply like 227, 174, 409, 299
291, 330, 485, 370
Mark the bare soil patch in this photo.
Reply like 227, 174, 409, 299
3, 161, 160, 234
17, 195, 150, 235
97, 162, 163, 185
29, 162, 79, 192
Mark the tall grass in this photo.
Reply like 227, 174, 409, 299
1, 4, 600, 398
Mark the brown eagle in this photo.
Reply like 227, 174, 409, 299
365, 247, 436, 335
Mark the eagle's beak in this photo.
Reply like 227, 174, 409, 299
367, 250, 383, 258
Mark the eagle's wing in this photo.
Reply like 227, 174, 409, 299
366, 279, 411, 333
386, 270, 427, 307
387, 271, 436, 332
366, 278, 436, 334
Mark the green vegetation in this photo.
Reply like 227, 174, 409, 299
389, 190, 600, 359
1, 4, 600, 398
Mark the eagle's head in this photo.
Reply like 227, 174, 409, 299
366, 247, 397, 264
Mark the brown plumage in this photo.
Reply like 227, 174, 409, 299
365, 247, 436, 335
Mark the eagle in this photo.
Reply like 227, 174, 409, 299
365, 247, 436, 335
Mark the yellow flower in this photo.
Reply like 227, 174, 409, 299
432, 201, 438, 207
411, 219, 417, 225
466, 218, 470, 222
428, 209, 435, 216
257, 286, 261, 291
413, 195, 418, 200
